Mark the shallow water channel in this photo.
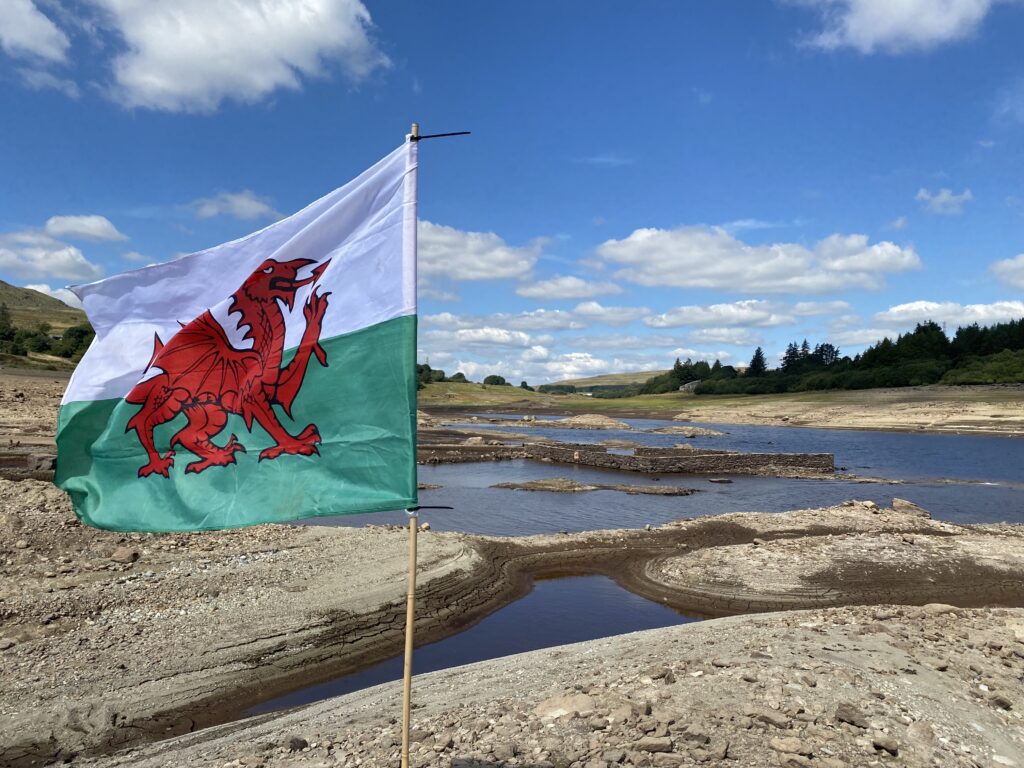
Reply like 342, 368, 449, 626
274, 416, 1024, 714
248, 575, 698, 714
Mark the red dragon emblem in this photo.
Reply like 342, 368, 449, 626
125, 257, 331, 477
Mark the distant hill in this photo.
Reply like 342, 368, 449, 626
0, 280, 88, 332
545, 369, 668, 389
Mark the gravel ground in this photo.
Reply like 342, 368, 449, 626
82, 604, 1024, 768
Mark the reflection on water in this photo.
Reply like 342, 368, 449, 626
247, 575, 694, 714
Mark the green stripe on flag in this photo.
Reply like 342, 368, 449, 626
56, 315, 418, 532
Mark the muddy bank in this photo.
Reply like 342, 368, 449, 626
83, 605, 1024, 768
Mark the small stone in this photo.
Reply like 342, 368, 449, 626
906, 721, 934, 744
602, 749, 626, 763
534, 693, 595, 719
110, 547, 139, 564
769, 736, 809, 754
872, 734, 899, 755
711, 658, 732, 668
921, 603, 958, 616
990, 694, 1013, 710
636, 736, 673, 753
14, 539, 29, 550
835, 702, 868, 729
286, 737, 308, 752
754, 711, 791, 729
0, 638, 15, 651
892, 498, 930, 517
419, 522, 430, 532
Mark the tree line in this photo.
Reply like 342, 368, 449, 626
0, 303, 94, 361
696, 318, 1024, 394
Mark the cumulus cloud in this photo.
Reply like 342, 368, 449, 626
596, 226, 919, 293
573, 301, 649, 326
797, 0, 998, 54
189, 190, 281, 221
829, 327, 898, 347
886, 215, 908, 230
1, 0, 70, 62
23, 283, 84, 309
121, 250, 149, 263
0, 230, 103, 281
915, 187, 973, 215
646, 300, 797, 329
45, 215, 127, 241
423, 309, 584, 332
516, 275, 622, 300
991, 254, 1024, 289
686, 328, 763, 346
92, 0, 389, 112
423, 328, 535, 349
418, 221, 542, 282
875, 300, 1024, 327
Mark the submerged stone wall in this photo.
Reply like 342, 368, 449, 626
524, 442, 833, 474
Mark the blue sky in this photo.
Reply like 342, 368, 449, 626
1, 0, 1023, 382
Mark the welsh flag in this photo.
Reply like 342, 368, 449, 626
56, 142, 419, 531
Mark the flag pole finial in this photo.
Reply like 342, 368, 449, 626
410, 122, 419, 139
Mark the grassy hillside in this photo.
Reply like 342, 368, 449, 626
546, 369, 668, 388
0, 281, 87, 332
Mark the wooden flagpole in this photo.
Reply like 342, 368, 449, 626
400, 507, 418, 768
400, 120, 420, 768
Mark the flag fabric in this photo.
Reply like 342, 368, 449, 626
56, 141, 419, 532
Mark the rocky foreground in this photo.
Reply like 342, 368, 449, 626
4, 477, 1024, 766
85, 605, 1024, 768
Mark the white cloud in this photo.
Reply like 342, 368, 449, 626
23, 283, 84, 309
92, 0, 388, 112
792, 300, 851, 316
45, 214, 127, 241
829, 327, 898, 347
798, 0, 998, 54
0, 230, 103, 281
17, 68, 80, 98
569, 334, 682, 351
991, 254, 1024, 289
875, 300, 1024, 327
646, 299, 796, 329
516, 275, 622, 300
0, 0, 70, 62
915, 187, 973, 215
886, 215, 908, 230
424, 328, 534, 348
573, 301, 649, 326
597, 226, 918, 293
687, 328, 763, 346
189, 190, 281, 221
423, 309, 584, 332
121, 250, 148, 263
418, 221, 541, 281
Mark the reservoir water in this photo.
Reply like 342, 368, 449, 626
276, 417, 1024, 714
247, 575, 697, 714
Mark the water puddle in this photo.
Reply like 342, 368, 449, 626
246, 575, 699, 715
